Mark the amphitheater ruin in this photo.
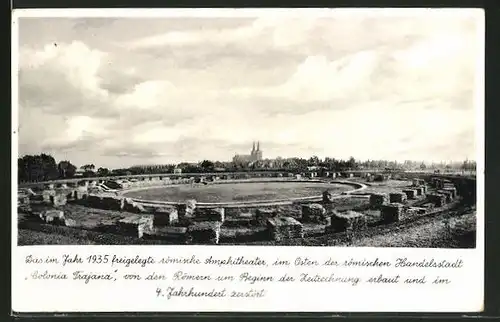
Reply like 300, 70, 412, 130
17, 170, 477, 247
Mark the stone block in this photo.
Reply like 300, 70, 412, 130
267, 217, 303, 241
370, 193, 389, 208
402, 189, 417, 200
101, 195, 123, 211
153, 207, 179, 226
327, 211, 367, 233
42, 189, 56, 204
437, 190, 454, 202
443, 187, 457, 199
301, 203, 327, 224
256, 208, 278, 224
143, 226, 188, 241
389, 192, 407, 203
52, 194, 67, 206
187, 221, 221, 244
178, 199, 197, 219
118, 215, 154, 238
73, 189, 87, 200
86, 194, 103, 208
380, 203, 405, 224
428, 193, 447, 207
39, 209, 65, 225
194, 207, 225, 222
122, 198, 147, 213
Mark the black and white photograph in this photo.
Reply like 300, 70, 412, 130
15, 9, 480, 248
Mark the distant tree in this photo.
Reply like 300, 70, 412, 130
81, 164, 95, 171
97, 167, 110, 177
18, 153, 59, 182
57, 160, 77, 179
308, 156, 320, 166
420, 162, 427, 170
347, 157, 357, 170
200, 160, 215, 171
80, 164, 96, 177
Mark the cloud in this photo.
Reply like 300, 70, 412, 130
19, 41, 111, 116
16, 12, 481, 167
124, 16, 311, 50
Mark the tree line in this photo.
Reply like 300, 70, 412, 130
18, 153, 476, 183
18, 154, 114, 183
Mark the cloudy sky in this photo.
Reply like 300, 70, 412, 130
15, 10, 483, 169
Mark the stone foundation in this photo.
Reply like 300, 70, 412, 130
178, 199, 197, 220
153, 207, 179, 226
428, 193, 447, 207
443, 187, 457, 199
118, 215, 154, 238
101, 195, 124, 210
33, 209, 65, 225
122, 198, 147, 213
437, 190, 454, 202
267, 217, 303, 241
402, 189, 417, 200
327, 210, 366, 233
370, 193, 389, 208
42, 190, 56, 204
256, 208, 278, 225
389, 192, 407, 203
380, 203, 404, 223
301, 203, 327, 224
187, 221, 221, 244
143, 226, 188, 242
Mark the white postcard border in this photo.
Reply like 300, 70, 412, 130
11, 8, 485, 313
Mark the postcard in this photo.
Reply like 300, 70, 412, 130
12, 8, 484, 313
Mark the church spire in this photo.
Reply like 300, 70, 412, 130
252, 141, 256, 153
257, 141, 260, 151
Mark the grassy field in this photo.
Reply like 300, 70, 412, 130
122, 181, 351, 203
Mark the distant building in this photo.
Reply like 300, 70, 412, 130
233, 141, 263, 164
173, 167, 182, 174
74, 169, 85, 177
